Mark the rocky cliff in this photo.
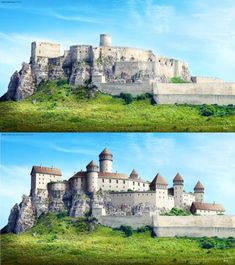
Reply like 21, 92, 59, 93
1, 192, 92, 234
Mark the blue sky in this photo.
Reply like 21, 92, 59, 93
0, 133, 235, 228
0, 0, 235, 95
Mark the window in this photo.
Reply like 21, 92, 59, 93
143, 184, 145, 187
109, 179, 111, 183
133, 182, 135, 185
123, 180, 125, 184
138, 183, 140, 186
116, 180, 118, 184
102, 179, 104, 183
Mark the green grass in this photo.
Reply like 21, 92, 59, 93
1, 213, 235, 265
1, 80, 235, 132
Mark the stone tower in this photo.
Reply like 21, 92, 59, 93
100, 34, 112, 47
173, 173, 184, 208
86, 160, 99, 193
194, 181, 204, 203
99, 148, 113, 173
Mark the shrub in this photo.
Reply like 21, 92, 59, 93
170, 77, 189, 83
199, 237, 235, 249
136, 93, 152, 100
120, 225, 133, 237
120, 93, 133, 104
163, 207, 191, 216
56, 79, 68, 87
56, 211, 68, 219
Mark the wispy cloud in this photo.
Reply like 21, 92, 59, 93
50, 144, 96, 156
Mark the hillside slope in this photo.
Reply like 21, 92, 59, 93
1, 81, 235, 132
1, 213, 235, 265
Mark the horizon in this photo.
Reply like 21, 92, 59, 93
0, 133, 235, 228
1, 0, 235, 96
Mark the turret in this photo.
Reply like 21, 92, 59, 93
194, 181, 204, 203
86, 160, 99, 193
130, 169, 138, 179
173, 173, 184, 208
100, 34, 112, 47
99, 148, 113, 173
150, 173, 168, 190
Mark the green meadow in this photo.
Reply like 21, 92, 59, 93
1, 81, 235, 132
1, 213, 235, 265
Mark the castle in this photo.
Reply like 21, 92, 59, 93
1, 34, 235, 105
30, 148, 225, 216
4, 147, 235, 238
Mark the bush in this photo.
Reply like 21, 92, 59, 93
56, 79, 68, 87
199, 104, 235, 117
56, 211, 68, 219
199, 237, 235, 249
120, 93, 133, 104
120, 225, 133, 237
136, 93, 152, 100
163, 207, 191, 216
170, 77, 189, 83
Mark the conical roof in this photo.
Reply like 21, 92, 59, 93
86, 160, 98, 168
194, 181, 204, 190
99, 148, 112, 156
130, 169, 138, 178
173, 172, 184, 182
150, 173, 168, 188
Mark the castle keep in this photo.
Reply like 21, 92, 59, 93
2, 34, 235, 104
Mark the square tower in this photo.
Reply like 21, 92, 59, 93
30, 166, 62, 197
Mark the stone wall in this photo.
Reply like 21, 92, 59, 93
153, 215, 235, 237
153, 82, 235, 105
192, 76, 224, 83
31, 42, 61, 61
97, 212, 153, 229
97, 82, 152, 96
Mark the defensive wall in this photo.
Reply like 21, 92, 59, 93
96, 81, 235, 105
153, 215, 235, 238
92, 209, 235, 237
153, 83, 235, 105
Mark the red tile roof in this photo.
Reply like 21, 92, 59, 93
99, 148, 112, 156
191, 202, 225, 212
31, 166, 61, 176
173, 173, 184, 182
194, 181, 204, 190
150, 173, 168, 189
130, 169, 138, 178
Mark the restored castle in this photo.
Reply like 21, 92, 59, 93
4, 147, 235, 238
1, 34, 235, 105
30, 148, 224, 216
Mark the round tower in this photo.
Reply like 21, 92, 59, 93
194, 181, 204, 203
86, 160, 99, 193
100, 34, 112, 47
99, 148, 113, 173
173, 173, 184, 208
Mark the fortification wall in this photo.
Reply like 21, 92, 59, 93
97, 82, 152, 96
153, 83, 235, 105
31, 42, 61, 61
153, 215, 235, 238
110, 192, 156, 208
192, 76, 224, 83
98, 212, 152, 229
93, 46, 154, 62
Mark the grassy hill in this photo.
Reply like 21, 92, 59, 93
1, 80, 235, 132
1, 213, 235, 265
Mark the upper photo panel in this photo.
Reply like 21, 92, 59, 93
0, 0, 235, 132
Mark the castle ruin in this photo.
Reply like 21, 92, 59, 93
1, 34, 235, 105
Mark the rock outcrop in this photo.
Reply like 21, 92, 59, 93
2, 192, 92, 234
1, 63, 35, 101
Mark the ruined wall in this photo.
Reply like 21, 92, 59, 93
153, 83, 235, 105
153, 215, 235, 238
31, 42, 61, 61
